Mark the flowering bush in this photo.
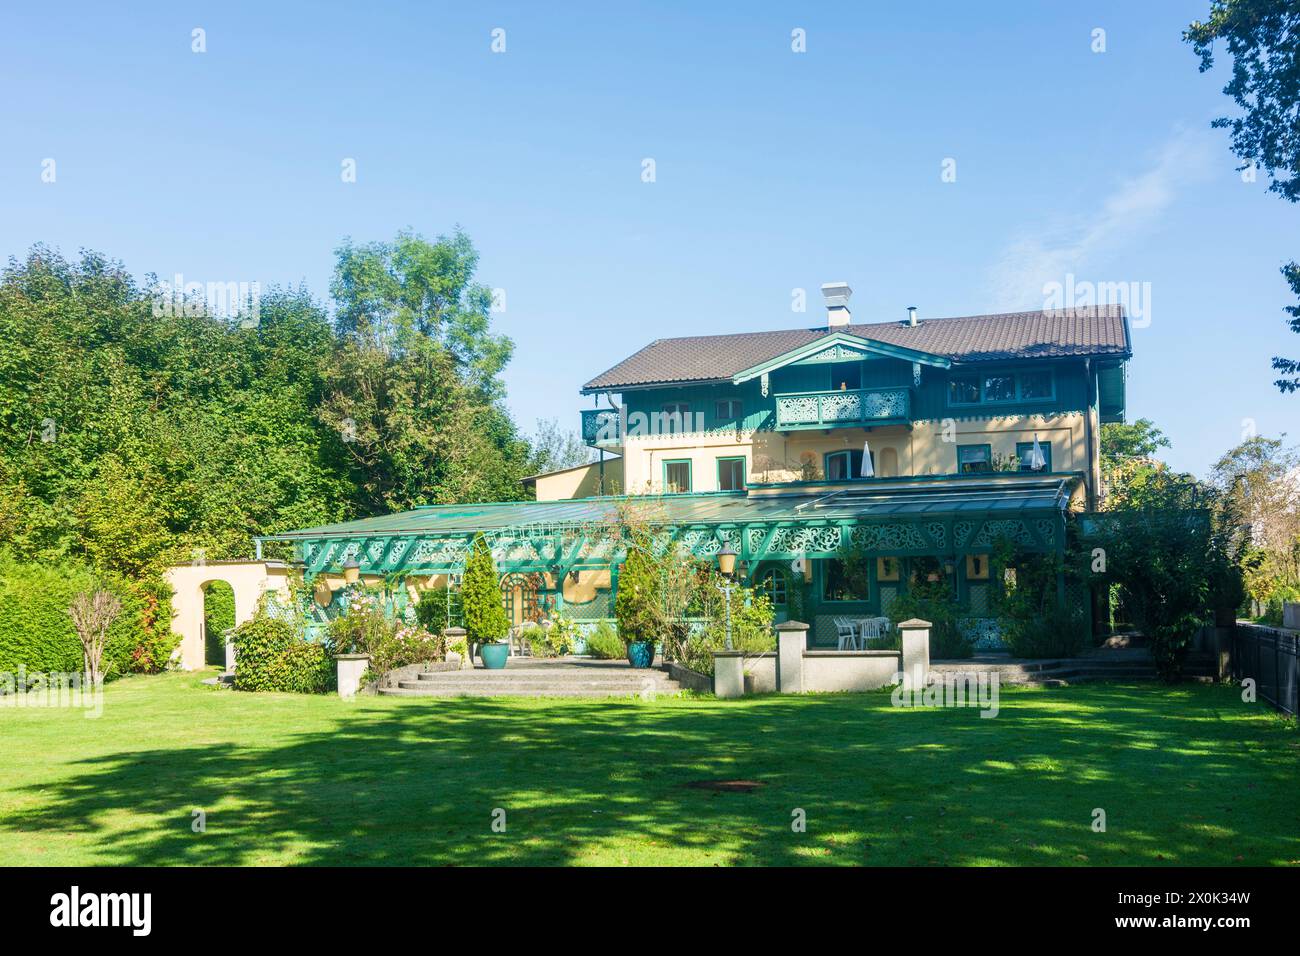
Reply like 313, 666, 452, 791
523, 614, 578, 657
326, 586, 444, 679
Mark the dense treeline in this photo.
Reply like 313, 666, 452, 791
0, 231, 542, 576
0, 230, 578, 673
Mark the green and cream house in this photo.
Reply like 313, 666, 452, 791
167, 284, 1130, 667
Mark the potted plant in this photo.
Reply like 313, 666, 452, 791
462, 534, 511, 669
614, 539, 660, 669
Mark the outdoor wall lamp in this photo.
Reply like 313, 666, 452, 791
717, 542, 737, 578
342, 558, 361, 586
715, 543, 738, 651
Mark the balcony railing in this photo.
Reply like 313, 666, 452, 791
774, 386, 911, 430
581, 408, 621, 447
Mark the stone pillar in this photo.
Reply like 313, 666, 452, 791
899, 618, 931, 692
1284, 602, 1300, 630
714, 651, 744, 698
336, 653, 371, 699
776, 620, 808, 693
443, 626, 471, 669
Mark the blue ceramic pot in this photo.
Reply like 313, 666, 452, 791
479, 642, 509, 670
626, 641, 654, 668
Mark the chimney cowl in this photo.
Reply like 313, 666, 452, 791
821, 282, 852, 328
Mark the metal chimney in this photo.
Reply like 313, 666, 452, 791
821, 282, 852, 328
906, 306, 918, 327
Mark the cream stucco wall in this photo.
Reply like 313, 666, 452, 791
620, 432, 754, 493
529, 458, 623, 501
613, 412, 1091, 505
165, 561, 294, 671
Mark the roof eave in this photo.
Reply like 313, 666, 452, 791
580, 376, 733, 395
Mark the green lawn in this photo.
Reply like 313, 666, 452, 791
1, 671, 1297, 866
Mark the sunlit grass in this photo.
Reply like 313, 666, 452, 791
0, 671, 1296, 866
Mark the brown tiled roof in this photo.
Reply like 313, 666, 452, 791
582, 306, 1130, 392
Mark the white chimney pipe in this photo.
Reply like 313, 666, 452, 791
821, 282, 852, 328
906, 306, 918, 327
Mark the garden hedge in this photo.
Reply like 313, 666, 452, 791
230, 615, 333, 693
0, 549, 174, 678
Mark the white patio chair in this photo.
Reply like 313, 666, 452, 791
858, 617, 882, 647
834, 616, 859, 650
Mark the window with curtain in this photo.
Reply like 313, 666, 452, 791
1016, 441, 1052, 471
664, 459, 692, 493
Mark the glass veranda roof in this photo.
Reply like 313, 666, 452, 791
258, 474, 1073, 573
261, 474, 1071, 540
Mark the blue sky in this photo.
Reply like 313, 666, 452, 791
2, 1, 1295, 477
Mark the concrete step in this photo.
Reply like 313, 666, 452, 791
398, 676, 678, 691
380, 680, 682, 698
413, 669, 673, 683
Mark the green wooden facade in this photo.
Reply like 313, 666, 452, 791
584, 353, 1122, 447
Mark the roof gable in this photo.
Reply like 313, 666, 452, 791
730, 330, 951, 384
582, 306, 1130, 393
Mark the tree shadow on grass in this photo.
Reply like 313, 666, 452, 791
7, 683, 1299, 866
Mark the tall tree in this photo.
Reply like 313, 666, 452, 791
331, 229, 512, 397
1099, 418, 1188, 510
1210, 435, 1300, 604
1186, 0, 1300, 391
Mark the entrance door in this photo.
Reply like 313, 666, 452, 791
500, 573, 541, 626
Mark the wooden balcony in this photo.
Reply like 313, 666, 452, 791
580, 408, 621, 447
773, 386, 911, 430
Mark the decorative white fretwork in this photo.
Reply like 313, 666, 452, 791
767, 525, 842, 555
821, 391, 863, 421
804, 344, 867, 363
973, 520, 1035, 547
850, 523, 927, 551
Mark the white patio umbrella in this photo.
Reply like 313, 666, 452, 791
860, 439, 874, 477
1026, 434, 1047, 471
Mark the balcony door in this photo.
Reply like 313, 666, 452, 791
828, 361, 862, 391
825, 449, 872, 480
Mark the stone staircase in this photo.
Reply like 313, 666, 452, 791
377, 658, 684, 698
930, 649, 1218, 688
